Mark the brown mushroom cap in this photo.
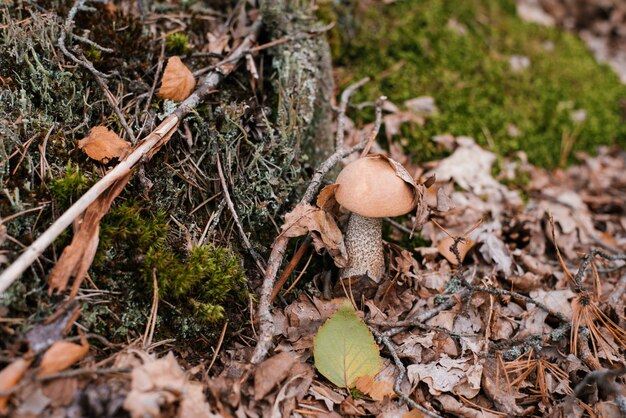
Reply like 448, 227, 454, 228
335, 155, 417, 218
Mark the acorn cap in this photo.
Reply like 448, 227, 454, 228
335, 155, 417, 218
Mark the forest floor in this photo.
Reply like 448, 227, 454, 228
1, 0, 625, 417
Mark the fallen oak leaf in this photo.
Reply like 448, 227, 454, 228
0, 357, 33, 413
38, 337, 89, 377
158, 56, 196, 102
78, 126, 130, 163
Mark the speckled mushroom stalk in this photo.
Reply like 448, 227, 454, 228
342, 213, 384, 280
334, 155, 418, 283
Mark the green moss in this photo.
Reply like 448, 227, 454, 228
333, 0, 626, 168
165, 32, 191, 55
49, 163, 94, 210
84, 45, 102, 63
144, 243, 247, 323
98, 201, 168, 258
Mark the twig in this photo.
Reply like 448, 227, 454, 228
573, 248, 626, 289
193, 22, 335, 77
270, 236, 312, 302
251, 98, 387, 364
382, 289, 472, 338
58, 0, 136, 143
360, 96, 386, 157
57, 0, 110, 79
371, 328, 443, 418
142, 269, 159, 350
335, 77, 369, 149
0, 20, 262, 295
207, 320, 228, 374
216, 152, 265, 272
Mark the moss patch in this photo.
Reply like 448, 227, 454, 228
326, 0, 626, 167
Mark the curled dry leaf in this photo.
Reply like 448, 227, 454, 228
0, 358, 33, 413
78, 126, 130, 163
38, 338, 89, 377
158, 56, 196, 102
282, 203, 348, 267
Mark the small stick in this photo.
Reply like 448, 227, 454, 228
282, 251, 314, 295
371, 328, 443, 418
216, 152, 265, 273
360, 96, 386, 157
58, 0, 136, 143
335, 77, 369, 149
270, 236, 312, 303
207, 320, 228, 374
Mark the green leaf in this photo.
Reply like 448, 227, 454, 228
313, 300, 382, 388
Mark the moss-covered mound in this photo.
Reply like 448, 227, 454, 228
326, 0, 626, 167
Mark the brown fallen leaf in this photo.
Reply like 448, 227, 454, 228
254, 352, 297, 400
78, 126, 130, 163
48, 173, 131, 297
38, 338, 89, 377
0, 357, 33, 413
124, 351, 216, 418
355, 375, 395, 401
282, 203, 348, 267
158, 56, 196, 102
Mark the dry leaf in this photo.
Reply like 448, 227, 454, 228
26, 304, 80, 354
407, 357, 481, 397
78, 126, 130, 163
355, 375, 395, 401
158, 56, 196, 102
48, 173, 131, 296
0, 358, 33, 413
254, 352, 297, 400
124, 351, 216, 418
437, 236, 475, 265
38, 339, 89, 377
404, 96, 438, 115
207, 32, 230, 55
282, 203, 348, 267
316, 184, 339, 213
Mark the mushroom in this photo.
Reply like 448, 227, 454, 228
334, 155, 421, 282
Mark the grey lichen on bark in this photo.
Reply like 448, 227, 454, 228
260, 0, 335, 164
341, 213, 385, 281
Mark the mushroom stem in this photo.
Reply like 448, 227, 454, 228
341, 213, 384, 282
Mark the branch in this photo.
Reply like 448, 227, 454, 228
371, 328, 443, 418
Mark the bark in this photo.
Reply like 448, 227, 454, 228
261, 0, 335, 163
